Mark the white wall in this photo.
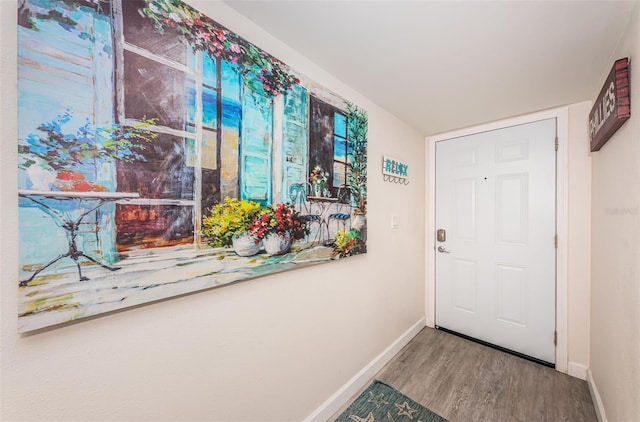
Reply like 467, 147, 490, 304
567, 101, 592, 378
0, 1, 426, 420
590, 2, 640, 421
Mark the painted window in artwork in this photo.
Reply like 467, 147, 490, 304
309, 96, 349, 194
219, 61, 242, 200
123, 50, 191, 130
116, 0, 223, 250
333, 111, 349, 188
121, 0, 188, 65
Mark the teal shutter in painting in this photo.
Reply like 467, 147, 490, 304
18, 9, 118, 265
240, 88, 273, 206
281, 84, 308, 203
18, 20, 111, 133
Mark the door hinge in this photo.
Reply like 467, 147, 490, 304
554, 235, 558, 249
554, 331, 557, 345
555, 136, 559, 151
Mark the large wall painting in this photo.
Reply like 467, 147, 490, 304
17, 0, 368, 332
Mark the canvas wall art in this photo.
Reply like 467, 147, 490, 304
17, 0, 368, 332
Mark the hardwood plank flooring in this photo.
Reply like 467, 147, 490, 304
331, 327, 597, 422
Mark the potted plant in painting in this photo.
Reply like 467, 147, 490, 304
345, 102, 368, 239
332, 228, 365, 259
202, 198, 263, 256
18, 110, 157, 191
308, 165, 329, 197
249, 203, 309, 255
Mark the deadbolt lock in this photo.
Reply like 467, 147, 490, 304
436, 229, 446, 242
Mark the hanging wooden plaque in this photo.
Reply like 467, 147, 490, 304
589, 58, 631, 152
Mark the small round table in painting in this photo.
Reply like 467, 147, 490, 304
18, 190, 139, 286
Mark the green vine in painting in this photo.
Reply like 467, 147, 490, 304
138, 0, 300, 99
18, 0, 109, 37
345, 102, 368, 214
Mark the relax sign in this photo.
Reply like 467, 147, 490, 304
382, 155, 408, 179
589, 58, 631, 152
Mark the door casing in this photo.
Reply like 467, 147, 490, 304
426, 106, 569, 374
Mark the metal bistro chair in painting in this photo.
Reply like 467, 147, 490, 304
328, 185, 352, 239
289, 182, 322, 243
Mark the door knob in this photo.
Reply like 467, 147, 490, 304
437, 246, 450, 253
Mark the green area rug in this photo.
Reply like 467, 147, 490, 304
335, 380, 447, 422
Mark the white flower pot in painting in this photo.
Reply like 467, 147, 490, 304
232, 232, 261, 257
263, 232, 293, 256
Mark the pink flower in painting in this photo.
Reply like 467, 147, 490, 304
213, 28, 226, 42
139, 1, 300, 100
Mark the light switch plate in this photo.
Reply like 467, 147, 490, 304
391, 215, 399, 229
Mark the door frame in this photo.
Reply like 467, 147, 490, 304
425, 106, 569, 374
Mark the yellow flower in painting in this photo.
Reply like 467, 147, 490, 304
333, 228, 363, 258
202, 197, 262, 248
335, 229, 349, 249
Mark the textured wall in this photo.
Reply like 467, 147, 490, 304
0, 1, 426, 420
590, 2, 640, 420
567, 101, 592, 376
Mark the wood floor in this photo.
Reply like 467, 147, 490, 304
332, 327, 597, 422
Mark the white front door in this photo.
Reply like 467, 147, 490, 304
435, 118, 556, 364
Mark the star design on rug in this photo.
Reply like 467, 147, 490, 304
367, 391, 390, 409
394, 401, 418, 419
349, 411, 377, 422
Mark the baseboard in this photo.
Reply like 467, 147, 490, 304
304, 316, 426, 422
587, 368, 608, 422
425, 315, 435, 328
567, 361, 588, 380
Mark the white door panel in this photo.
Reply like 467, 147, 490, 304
435, 119, 556, 364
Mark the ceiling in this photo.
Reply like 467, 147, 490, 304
224, 0, 636, 136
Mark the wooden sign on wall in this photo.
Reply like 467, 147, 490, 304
589, 58, 631, 152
